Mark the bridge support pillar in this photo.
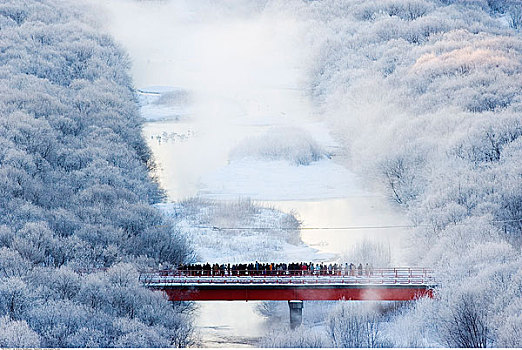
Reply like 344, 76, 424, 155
288, 300, 303, 329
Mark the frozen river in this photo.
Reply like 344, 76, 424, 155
100, 0, 408, 346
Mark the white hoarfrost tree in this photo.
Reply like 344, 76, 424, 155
438, 293, 490, 348
327, 302, 390, 348
0, 0, 194, 346
263, 0, 522, 347
0, 317, 40, 348
260, 326, 330, 348
0, 277, 31, 321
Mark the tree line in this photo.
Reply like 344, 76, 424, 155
259, 0, 522, 347
0, 0, 193, 347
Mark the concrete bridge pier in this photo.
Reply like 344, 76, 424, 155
288, 300, 303, 329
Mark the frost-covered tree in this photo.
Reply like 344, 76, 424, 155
0, 0, 194, 346
327, 302, 390, 348
439, 293, 489, 348
0, 317, 40, 348
0, 277, 31, 321
264, 0, 522, 347
260, 326, 330, 348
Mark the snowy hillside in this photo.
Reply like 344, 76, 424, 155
0, 0, 193, 347
258, 0, 522, 347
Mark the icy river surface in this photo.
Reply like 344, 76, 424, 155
100, 1, 408, 346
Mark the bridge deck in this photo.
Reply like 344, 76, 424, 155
141, 268, 436, 301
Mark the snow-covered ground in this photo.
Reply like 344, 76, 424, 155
140, 87, 372, 202
138, 86, 192, 121
157, 199, 333, 263
199, 159, 367, 201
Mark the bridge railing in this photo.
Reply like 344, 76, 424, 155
141, 267, 433, 277
140, 268, 436, 286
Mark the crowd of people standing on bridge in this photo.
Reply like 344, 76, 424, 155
165, 262, 375, 277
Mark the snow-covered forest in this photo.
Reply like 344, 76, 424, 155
1, 0, 521, 348
0, 0, 194, 346
258, 0, 521, 347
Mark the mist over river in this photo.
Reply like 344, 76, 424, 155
98, 0, 408, 346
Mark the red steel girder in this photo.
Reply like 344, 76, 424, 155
158, 285, 434, 301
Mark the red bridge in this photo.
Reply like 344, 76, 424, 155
140, 267, 436, 301
141, 267, 436, 328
